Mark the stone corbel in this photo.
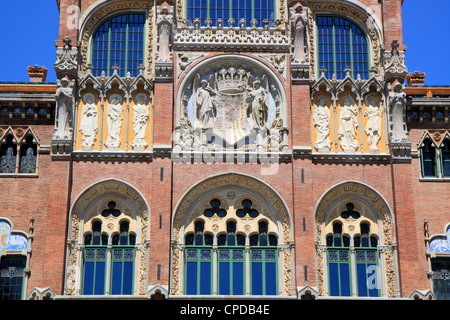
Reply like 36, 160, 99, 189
382, 40, 408, 83
54, 37, 78, 80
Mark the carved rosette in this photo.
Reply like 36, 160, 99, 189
65, 179, 149, 296
314, 181, 397, 298
170, 173, 294, 296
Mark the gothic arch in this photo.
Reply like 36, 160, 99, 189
314, 181, 399, 298
65, 179, 150, 296
170, 172, 295, 296
78, 0, 154, 77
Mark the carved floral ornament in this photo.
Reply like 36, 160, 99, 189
170, 173, 295, 296
65, 179, 149, 296
314, 181, 398, 297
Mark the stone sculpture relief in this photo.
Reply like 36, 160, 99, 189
313, 96, 332, 153
131, 93, 150, 151
290, 5, 308, 63
175, 59, 287, 154
364, 96, 383, 154
79, 93, 98, 150
247, 77, 269, 128
105, 95, 124, 150
339, 96, 359, 153
194, 76, 217, 129
54, 78, 73, 140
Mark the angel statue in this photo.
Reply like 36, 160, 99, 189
194, 74, 217, 129
246, 75, 269, 128
339, 95, 359, 153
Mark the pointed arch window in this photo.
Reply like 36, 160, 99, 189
82, 203, 136, 296
0, 129, 38, 175
183, 197, 279, 296
325, 203, 380, 297
316, 15, 370, 80
419, 135, 450, 179
91, 13, 146, 77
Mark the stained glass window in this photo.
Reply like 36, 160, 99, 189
0, 256, 26, 300
82, 215, 135, 295
92, 13, 145, 77
186, 0, 275, 27
183, 198, 278, 295
317, 15, 370, 80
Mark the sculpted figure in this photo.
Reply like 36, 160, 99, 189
313, 96, 332, 152
388, 82, 408, 141
54, 78, 73, 139
194, 76, 217, 128
247, 77, 269, 128
290, 5, 308, 63
132, 94, 150, 150
339, 96, 359, 152
156, 7, 173, 61
79, 93, 98, 149
105, 96, 124, 149
364, 96, 383, 153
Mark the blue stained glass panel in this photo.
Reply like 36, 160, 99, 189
111, 261, 123, 295
251, 262, 263, 295
219, 262, 230, 295
357, 263, 368, 296
265, 262, 276, 295
339, 263, 351, 296
83, 261, 95, 295
186, 261, 198, 294
123, 261, 134, 294
233, 262, 244, 295
200, 261, 212, 294
94, 261, 106, 295
328, 263, 340, 296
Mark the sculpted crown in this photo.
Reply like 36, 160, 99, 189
214, 67, 248, 94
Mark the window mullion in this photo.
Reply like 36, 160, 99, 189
107, 21, 112, 77
332, 17, 337, 78
125, 15, 130, 76
349, 23, 354, 79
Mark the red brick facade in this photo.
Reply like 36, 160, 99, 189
0, 0, 448, 302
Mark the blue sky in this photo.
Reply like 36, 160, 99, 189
0, 0, 448, 85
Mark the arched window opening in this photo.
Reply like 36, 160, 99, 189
82, 202, 136, 296
316, 15, 370, 80
91, 13, 146, 77
440, 139, 450, 178
0, 135, 17, 173
19, 135, 37, 173
183, 194, 279, 296
420, 138, 437, 178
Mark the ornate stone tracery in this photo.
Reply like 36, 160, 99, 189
314, 181, 398, 298
170, 173, 294, 296
65, 179, 149, 296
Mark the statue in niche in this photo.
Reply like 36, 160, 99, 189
156, 6, 173, 61
364, 96, 383, 153
388, 82, 408, 142
105, 95, 123, 149
54, 78, 73, 139
19, 147, 36, 173
313, 96, 332, 152
338, 95, 359, 153
79, 93, 98, 150
131, 93, 150, 151
0, 147, 15, 173
193, 75, 217, 129
247, 76, 269, 128
290, 4, 308, 63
